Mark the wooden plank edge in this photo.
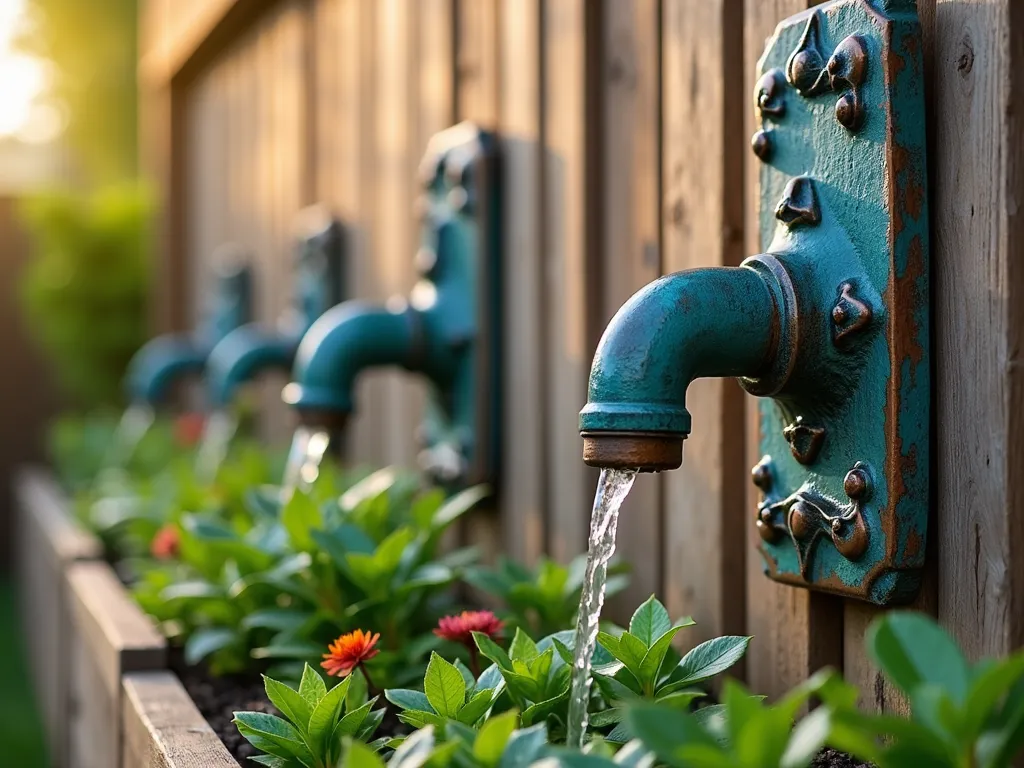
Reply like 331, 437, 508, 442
67, 561, 167, 699
14, 465, 102, 564
122, 671, 240, 768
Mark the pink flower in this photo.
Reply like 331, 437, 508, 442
434, 611, 504, 646
151, 524, 180, 560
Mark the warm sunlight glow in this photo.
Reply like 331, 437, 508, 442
0, 0, 58, 142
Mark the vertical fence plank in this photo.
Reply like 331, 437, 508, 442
542, 0, 601, 563
598, 0, 663, 617
456, 0, 500, 128
930, 0, 1024, 661
742, 0, 844, 700
659, 0, 748, 651
499, 0, 546, 566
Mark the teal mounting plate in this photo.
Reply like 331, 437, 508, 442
748, 0, 930, 604
415, 123, 502, 487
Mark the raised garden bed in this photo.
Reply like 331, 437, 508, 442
14, 467, 103, 767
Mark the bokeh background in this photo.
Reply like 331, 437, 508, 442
0, 1, 143, 763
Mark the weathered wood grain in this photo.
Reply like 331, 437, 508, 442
122, 672, 239, 768
930, 0, 1024, 661
742, 0, 844, 700
498, 0, 546, 566
542, 0, 602, 563
14, 469, 102, 768
66, 561, 166, 768
598, 0, 664, 618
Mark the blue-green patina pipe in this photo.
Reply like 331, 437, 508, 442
125, 256, 252, 405
282, 288, 461, 423
205, 212, 344, 408
580, 264, 780, 470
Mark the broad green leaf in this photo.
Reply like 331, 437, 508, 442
411, 489, 446, 530
389, 726, 437, 768
668, 636, 751, 688
589, 708, 624, 727
342, 739, 387, 768
385, 689, 434, 712
433, 485, 490, 530
866, 612, 970, 705
624, 704, 721, 768
474, 631, 513, 670
307, 675, 353, 756
595, 673, 641, 703
474, 710, 519, 767
424, 652, 466, 718
617, 633, 650, 681
612, 740, 655, 768
510, 627, 540, 662
638, 626, 685, 691
477, 663, 505, 692
521, 687, 570, 726
249, 756, 300, 768
357, 708, 385, 741
964, 652, 1024, 740
281, 491, 323, 552
397, 710, 445, 729
234, 712, 313, 764
454, 658, 477, 690
251, 641, 324, 660
498, 724, 549, 768
629, 596, 672, 647
263, 676, 313, 734
780, 707, 831, 768
242, 609, 313, 633
184, 627, 237, 666
458, 688, 497, 725
334, 697, 376, 737
597, 632, 621, 658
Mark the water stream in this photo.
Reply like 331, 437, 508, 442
565, 467, 638, 748
194, 410, 238, 484
280, 426, 332, 501
105, 404, 156, 469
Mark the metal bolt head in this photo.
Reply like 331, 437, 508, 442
835, 92, 862, 131
751, 458, 772, 491
751, 130, 773, 162
832, 303, 848, 324
789, 501, 814, 539
844, 467, 869, 500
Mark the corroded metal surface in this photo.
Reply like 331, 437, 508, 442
580, 0, 929, 606
750, 0, 930, 604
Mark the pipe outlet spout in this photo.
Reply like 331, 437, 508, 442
580, 261, 788, 471
282, 300, 455, 431
126, 336, 209, 405
205, 328, 300, 409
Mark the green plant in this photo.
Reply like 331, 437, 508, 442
589, 596, 750, 742
824, 612, 1024, 768
19, 186, 152, 407
234, 663, 384, 768
344, 715, 552, 768
620, 670, 845, 768
465, 556, 628, 638
385, 651, 504, 729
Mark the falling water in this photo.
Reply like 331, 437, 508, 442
280, 426, 332, 501
194, 410, 238, 484
105, 404, 155, 469
566, 468, 637, 748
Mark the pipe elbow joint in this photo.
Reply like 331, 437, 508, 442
205, 326, 300, 408
580, 263, 784, 470
282, 301, 421, 426
126, 335, 208, 405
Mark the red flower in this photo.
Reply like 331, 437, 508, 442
151, 524, 180, 560
434, 611, 504, 646
322, 629, 381, 678
175, 412, 205, 448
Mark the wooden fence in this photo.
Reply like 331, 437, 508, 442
138, 0, 1024, 708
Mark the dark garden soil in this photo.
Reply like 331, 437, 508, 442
177, 663, 273, 766
813, 748, 872, 768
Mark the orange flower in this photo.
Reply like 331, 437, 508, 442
151, 524, 180, 560
175, 412, 205, 448
321, 629, 381, 678
434, 610, 504, 646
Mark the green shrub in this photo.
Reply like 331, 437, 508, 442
19, 185, 152, 407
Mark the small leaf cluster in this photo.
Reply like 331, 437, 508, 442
826, 612, 1024, 768
589, 596, 749, 742
234, 663, 384, 768
344, 715, 550, 768
465, 556, 628, 638
386, 652, 504, 729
